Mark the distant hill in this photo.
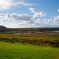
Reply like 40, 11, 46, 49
8, 27, 59, 33
0, 26, 59, 33
0, 26, 8, 32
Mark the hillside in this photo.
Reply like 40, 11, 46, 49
0, 26, 8, 32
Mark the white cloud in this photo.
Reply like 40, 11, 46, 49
48, 16, 59, 24
0, 0, 31, 9
52, 16, 59, 24
0, 13, 52, 28
6, 13, 31, 21
44, 16, 59, 27
0, 8, 59, 28
0, 13, 33, 28
29, 8, 48, 27
14, 1, 31, 6
29, 8, 38, 14
0, 0, 12, 9
16, 14, 31, 21
29, 8, 47, 19
58, 9, 59, 13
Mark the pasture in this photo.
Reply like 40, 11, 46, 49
0, 41, 59, 59
0, 33, 59, 59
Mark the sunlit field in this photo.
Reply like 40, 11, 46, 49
0, 33, 59, 59
0, 41, 59, 59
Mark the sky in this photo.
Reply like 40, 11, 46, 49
0, 0, 59, 28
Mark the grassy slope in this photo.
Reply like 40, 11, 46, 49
0, 42, 59, 59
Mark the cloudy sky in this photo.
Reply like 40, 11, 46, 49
0, 0, 59, 28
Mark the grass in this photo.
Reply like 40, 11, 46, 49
0, 33, 59, 59
0, 33, 59, 47
0, 41, 59, 59
0, 33, 59, 41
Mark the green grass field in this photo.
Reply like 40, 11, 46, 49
0, 41, 59, 59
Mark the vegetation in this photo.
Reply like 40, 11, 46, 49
0, 33, 59, 47
0, 41, 59, 59
0, 30, 59, 59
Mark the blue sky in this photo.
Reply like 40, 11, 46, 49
0, 0, 59, 28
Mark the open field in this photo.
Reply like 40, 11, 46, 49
0, 41, 59, 59
0, 33, 59, 59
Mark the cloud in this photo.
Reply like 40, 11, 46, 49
0, 0, 12, 9
52, 16, 59, 24
0, 13, 51, 28
58, 9, 59, 13
48, 16, 59, 24
44, 16, 59, 27
6, 13, 31, 21
29, 8, 48, 27
0, 13, 32, 21
0, 0, 31, 9
0, 13, 33, 28
13, 14, 31, 21
29, 8, 47, 19
13, 1, 31, 6
0, 8, 59, 28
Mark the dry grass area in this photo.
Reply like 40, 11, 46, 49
0, 33, 59, 47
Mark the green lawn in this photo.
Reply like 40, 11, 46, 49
0, 42, 59, 59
